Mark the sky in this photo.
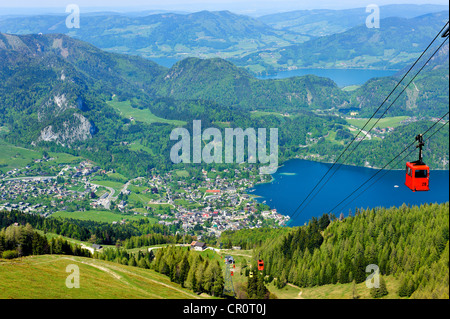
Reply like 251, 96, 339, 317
0, 0, 448, 16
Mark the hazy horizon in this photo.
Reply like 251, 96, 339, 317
0, 0, 448, 17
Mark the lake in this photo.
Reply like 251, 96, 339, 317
148, 57, 180, 68
247, 159, 449, 226
147, 57, 397, 87
256, 68, 398, 87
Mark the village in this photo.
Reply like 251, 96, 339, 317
0, 157, 290, 238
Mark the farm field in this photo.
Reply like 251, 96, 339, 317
346, 116, 409, 129
51, 209, 151, 223
0, 139, 85, 174
90, 180, 125, 194
0, 140, 42, 173
107, 99, 186, 126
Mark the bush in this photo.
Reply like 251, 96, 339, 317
2, 250, 19, 259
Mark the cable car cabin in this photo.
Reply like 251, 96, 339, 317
257, 260, 264, 271
405, 134, 430, 192
405, 161, 429, 192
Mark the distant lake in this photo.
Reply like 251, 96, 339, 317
149, 57, 180, 68
248, 159, 449, 226
147, 58, 397, 87
256, 68, 398, 87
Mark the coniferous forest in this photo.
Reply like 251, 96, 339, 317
152, 246, 225, 297
2, 202, 448, 298
0, 223, 90, 259
254, 202, 449, 298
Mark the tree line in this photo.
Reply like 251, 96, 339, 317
0, 210, 182, 246
0, 223, 90, 259
93, 247, 155, 269
152, 245, 225, 297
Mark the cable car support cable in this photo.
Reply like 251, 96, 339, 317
290, 34, 449, 221
287, 21, 449, 224
326, 113, 449, 215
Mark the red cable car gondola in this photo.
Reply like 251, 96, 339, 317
405, 134, 430, 192
257, 259, 264, 271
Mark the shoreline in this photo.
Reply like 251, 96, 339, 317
246, 158, 449, 225
291, 157, 449, 172
254, 66, 400, 78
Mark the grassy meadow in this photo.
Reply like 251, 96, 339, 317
0, 255, 204, 299
51, 209, 153, 223
107, 99, 186, 126
346, 116, 409, 129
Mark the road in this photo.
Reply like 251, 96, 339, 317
88, 182, 115, 210
89, 177, 144, 210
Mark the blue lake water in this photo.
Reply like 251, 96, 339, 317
147, 57, 397, 87
256, 68, 398, 87
148, 57, 180, 68
248, 159, 449, 226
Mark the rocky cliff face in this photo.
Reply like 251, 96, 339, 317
38, 113, 94, 146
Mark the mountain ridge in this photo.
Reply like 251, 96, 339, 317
258, 4, 449, 36
0, 10, 310, 60
0, 32, 448, 175
234, 11, 449, 73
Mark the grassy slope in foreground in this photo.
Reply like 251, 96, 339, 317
0, 255, 204, 299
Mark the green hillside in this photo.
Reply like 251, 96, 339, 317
346, 116, 408, 129
1, 202, 449, 299
254, 203, 449, 299
347, 45, 450, 118
258, 4, 448, 37
234, 11, 449, 73
153, 57, 347, 111
0, 10, 310, 60
0, 254, 204, 299
0, 32, 448, 179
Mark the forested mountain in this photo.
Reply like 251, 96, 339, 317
152, 57, 347, 111
0, 10, 310, 60
151, 246, 225, 296
1, 5, 448, 302
258, 4, 449, 37
0, 32, 165, 144
346, 42, 449, 118
254, 202, 449, 298
0, 32, 176, 176
234, 11, 449, 73
0, 32, 448, 176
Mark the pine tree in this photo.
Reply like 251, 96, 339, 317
397, 275, 410, 297
352, 280, 359, 299
256, 274, 269, 299
370, 275, 388, 298
128, 256, 137, 267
